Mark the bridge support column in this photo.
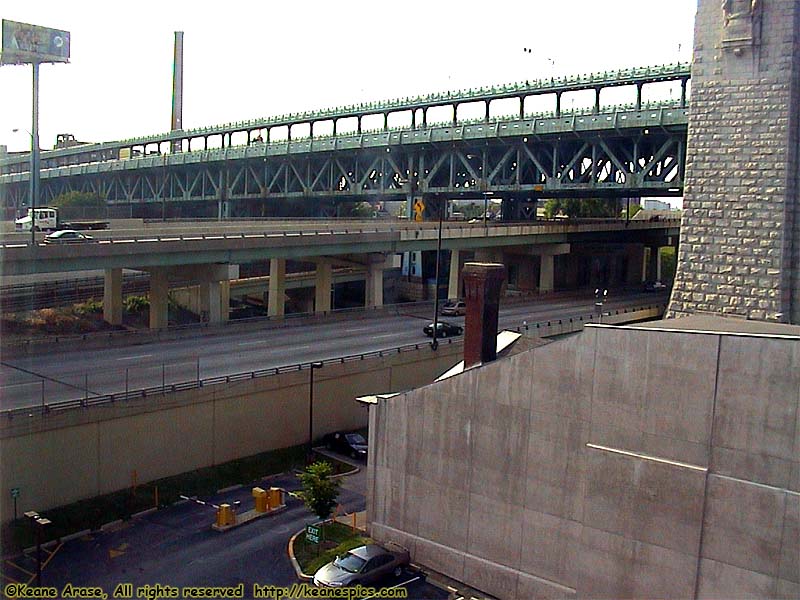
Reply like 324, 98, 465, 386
315, 262, 332, 313
103, 268, 123, 326
149, 267, 170, 330
200, 280, 222, 323
268, 258, 286, 317
539, 254, 554, 293
448, 249, 462, 299
366, 261, 384, 308
647, 246, 661, 282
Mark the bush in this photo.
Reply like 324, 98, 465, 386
74, 298, 103, 315
125, 295, 150, 313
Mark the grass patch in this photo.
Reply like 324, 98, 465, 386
2, 444, 349, 556
293, 521, 371, 575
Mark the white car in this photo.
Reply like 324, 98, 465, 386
42, 230, 94, 244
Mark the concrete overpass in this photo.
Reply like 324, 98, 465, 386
1, 218, 678, 327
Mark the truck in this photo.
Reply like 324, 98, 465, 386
14, 207, 109, 232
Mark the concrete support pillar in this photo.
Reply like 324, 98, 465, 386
200, 280, 222, 323
366, 262, 384, 308
149, 267, 170, 330
103, 268, 123, 326
647, 246, 660, 281
448, 249, 462, 299
220, 281, 230, 322
539, 254, 554, 293
315, 262, 332, 313
268, 258, 286, 317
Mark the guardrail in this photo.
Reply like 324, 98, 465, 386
1, 302, 666, 421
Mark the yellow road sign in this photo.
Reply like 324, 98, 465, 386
413, 197, 425, 222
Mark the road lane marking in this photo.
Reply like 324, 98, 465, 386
116, 354, 153, 361
237, 340, 269, 347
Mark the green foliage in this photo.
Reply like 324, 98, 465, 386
544, 198, 621, 218
74, 298, 103, 315
659, 246, 677, 282
50, 191, 106, 208
622, 204, 643, 219
298, 461, 341, 523
347, 202, 377, 218
124, 295, 150, 313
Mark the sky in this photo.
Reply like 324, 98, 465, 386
1, 1, 696, 154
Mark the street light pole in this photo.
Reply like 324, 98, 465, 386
431, 198, 444, 351
307, 361, 323, 462
31, 61, 40, 249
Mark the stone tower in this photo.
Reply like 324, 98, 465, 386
668, 0, 800, 323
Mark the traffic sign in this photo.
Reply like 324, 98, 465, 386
306, 524, 321, 544
413, 197, 425, 222
10, 487, 19, 498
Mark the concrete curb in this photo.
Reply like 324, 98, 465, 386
131, 506, 158, 519
287, 528, 314, 581
216, 483, 243, 494
60, 528, 92, 543
99, 519, 123, 531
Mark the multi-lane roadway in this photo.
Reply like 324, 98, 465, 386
0, 290, 667, 410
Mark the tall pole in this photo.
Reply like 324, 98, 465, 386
307, 362, 323, 462
431, 198, 444, 351
30, 61, 40, 248
171, 32, 184, 154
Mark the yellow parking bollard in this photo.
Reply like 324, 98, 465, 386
216, 504, 235, 527
252, 487, 268, 513
268, 487, 282, 510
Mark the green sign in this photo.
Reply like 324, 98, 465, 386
10, 487, 20, 498
306, 524, 320, 544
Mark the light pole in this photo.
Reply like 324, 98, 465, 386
25, 511, 50, 586
12, 126, 38, 248
431, 197, 444, 351
307, 361, 324, 462
483, 191, 494, 233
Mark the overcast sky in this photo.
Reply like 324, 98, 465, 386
1, 1, 696, 153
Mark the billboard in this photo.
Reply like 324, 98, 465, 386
1, 19, 70, 65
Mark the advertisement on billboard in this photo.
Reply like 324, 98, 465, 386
1, 19, 70, 65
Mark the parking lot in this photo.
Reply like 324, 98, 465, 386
22, 454, 452, 599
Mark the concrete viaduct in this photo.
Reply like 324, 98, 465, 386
1, 218, 678, 328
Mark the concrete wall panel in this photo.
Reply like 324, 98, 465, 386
779, 493, 799, 583
576, 526, 697, 600
413, 536, 465, 584
702, 475, 786, 576
412, 474, 470, 551
531, 331, 592, 422
696, 558, 777, 600
465, 495, 523, 571
519, 509, 581, 589
98, 403, 213, 493
525, 412, 588, 521
582, 448, 706, 555
714, 337, 800, 480
462, 553, 520, 600
516, 572, 577, 600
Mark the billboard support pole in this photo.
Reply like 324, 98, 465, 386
30, 60, 39, 249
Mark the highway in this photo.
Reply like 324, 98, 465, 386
0, 291, 667, 410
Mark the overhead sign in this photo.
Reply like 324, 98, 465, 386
1, 19, 70, 65
306, 524, 321, 544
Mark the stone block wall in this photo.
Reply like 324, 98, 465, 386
669, 0, 800, 323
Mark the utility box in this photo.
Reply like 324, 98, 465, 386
252, 487, 268, 513
216, 503, 235, 527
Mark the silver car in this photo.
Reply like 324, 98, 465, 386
312, 543, 409, 587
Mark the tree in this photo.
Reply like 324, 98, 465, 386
543, 198, 621, 218
299, 461, 341, 525
50, 191, 106, 208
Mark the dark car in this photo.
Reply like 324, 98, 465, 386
42, 230, 93, 244
323, 431, 368, 459
313, 543, 409, 587
423, 321, 463, 338
441, 299, 466, 316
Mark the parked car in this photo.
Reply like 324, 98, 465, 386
42, 230, 93, 244
423, 321, 463, 338
323, 431, 368, 459
313, 543, 409, 587
441, 299, 466, 316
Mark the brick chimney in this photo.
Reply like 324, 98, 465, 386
463, 262, 506, 369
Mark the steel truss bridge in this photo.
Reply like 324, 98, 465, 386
0, 63, 690, 219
